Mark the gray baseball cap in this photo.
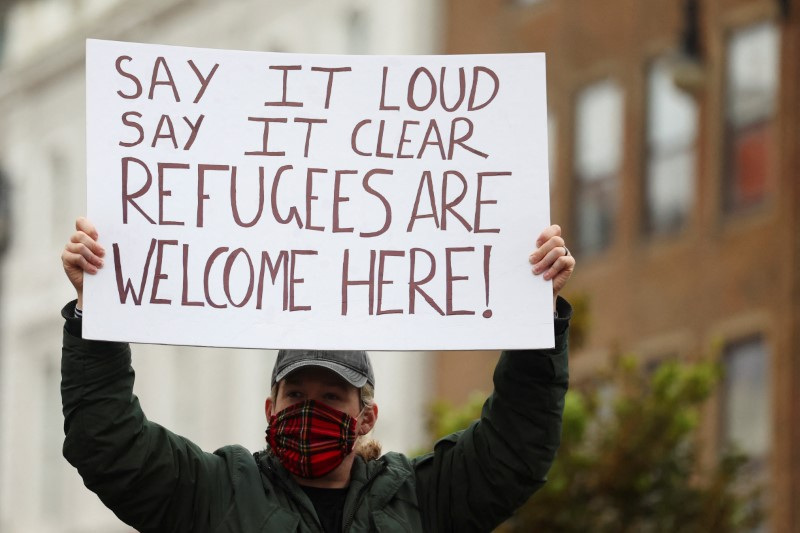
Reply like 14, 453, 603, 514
272, 350, 375, 388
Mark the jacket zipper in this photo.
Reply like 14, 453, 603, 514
257, 455, 325, 531
342, 462, 386, 532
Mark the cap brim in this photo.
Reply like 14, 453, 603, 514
274, 360, 370, 388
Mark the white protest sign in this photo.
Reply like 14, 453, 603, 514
84, 39, 553, 350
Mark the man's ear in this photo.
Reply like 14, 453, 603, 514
359, 403, 379, 435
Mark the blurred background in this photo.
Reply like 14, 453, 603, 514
0, 0, 796, 532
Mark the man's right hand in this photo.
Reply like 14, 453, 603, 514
61, 217, 105, 310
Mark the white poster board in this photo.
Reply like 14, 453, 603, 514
84, 39, 553, 351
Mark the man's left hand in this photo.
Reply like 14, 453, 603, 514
529, 225, 576, 309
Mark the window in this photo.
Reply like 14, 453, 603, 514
0, 8, 7, 65
42, 359, 64, 519
49, 150, 69, 246
573, 80, 624, 255
723, 22, 780, 213
346, 9, 369, 54
644, 58, 698, 236
721, 336, 771, 458
0, 168, 10, 254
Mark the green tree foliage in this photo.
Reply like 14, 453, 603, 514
424, 357, 763, 532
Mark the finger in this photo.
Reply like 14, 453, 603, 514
543, 254, 576, 281
62, 249, 98, 274
535, 224, 561, 247
533, 243, 569, 273
65, 241, 104, 269
75, 216, 99, 241
66, 241, 104, 268
529, 235, 565, 267
70, 231, 105, 257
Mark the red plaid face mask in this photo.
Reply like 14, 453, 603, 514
266, 400, 361, 478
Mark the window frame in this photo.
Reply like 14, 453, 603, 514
721, 20, 781, 216
719, 333, 772, 466
642, 56, 699, 238
571, 78, 625, 257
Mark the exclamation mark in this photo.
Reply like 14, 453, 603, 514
482, 245, 492, 318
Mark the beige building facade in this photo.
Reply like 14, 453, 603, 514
0, 1, 440, 531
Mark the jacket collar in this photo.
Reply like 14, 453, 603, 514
255, 448, 409, 511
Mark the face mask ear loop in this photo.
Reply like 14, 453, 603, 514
355, 405, 368, 437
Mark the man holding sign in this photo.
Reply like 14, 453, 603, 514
61, 217, 574, 532
61, 40, 575, 531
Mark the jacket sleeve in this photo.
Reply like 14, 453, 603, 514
60, 301, 231, 533
413, 297, 571, 532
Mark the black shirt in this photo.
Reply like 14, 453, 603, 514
300, 485, 348, 533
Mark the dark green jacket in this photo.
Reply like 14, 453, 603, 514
61, 299, 571, 532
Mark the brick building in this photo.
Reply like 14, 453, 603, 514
439, 0, 799, 530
